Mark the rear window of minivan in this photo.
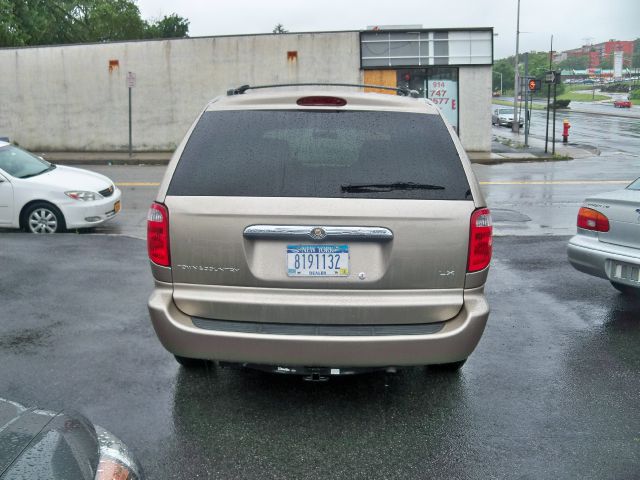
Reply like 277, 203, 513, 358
167, 110, 471, 200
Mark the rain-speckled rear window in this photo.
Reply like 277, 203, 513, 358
168, 110, 471, 200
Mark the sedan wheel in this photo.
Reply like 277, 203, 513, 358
25, 204, 64, 234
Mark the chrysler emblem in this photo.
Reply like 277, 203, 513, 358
309, 227, 327, 240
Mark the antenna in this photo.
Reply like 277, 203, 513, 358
582, 37, 594, 47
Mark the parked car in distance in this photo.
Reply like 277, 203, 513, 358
492, 108, 523, 128
567, 177, 640, 295
147, 84, 492, 378
0, 141, 121, 233
0, 397, 143, 479
613, 100, 632, 108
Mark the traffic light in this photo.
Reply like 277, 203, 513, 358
528, 78, 540, 91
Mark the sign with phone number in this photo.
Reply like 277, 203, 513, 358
428, 80, 458, 130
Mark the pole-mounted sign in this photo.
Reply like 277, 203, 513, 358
545, 71, 561, 84
127, 72, 135, 157
127, 71, 136, 88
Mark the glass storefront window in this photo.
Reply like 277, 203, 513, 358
396, 68, 459, 132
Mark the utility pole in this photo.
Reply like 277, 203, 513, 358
512, 0, 521, 133
544, 35, 553, 153
127, 71, 136, 158
524, 52, 529, 147
552, 73, 557, 155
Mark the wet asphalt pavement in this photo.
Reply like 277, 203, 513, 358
2, 107, 640, 478
0, 233, 638, 479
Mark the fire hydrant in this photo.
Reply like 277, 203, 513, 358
562, 119, 571, 144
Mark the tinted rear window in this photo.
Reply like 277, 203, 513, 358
168, 110, 470, 200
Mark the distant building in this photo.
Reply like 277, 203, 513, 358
555, 39, 634, 68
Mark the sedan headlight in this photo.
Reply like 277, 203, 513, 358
65, 191, 99, 201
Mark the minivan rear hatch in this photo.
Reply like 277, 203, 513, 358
165, 106, 476, 324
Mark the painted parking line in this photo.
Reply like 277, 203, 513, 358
479, 180, 631, 185
115, 182, 161, 186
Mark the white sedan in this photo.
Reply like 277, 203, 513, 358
0, 141, 121, 233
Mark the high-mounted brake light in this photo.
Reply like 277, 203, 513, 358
468, 208, 493, 272
296, 96, 347, 107
577, 207, 609, 232
147, 202, 170, 266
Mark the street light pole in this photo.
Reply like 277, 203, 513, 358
493, 71, 503, 95
512, 0, 521, 133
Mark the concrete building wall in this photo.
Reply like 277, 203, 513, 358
458, 66, 492, 152
0, 31, 491, 152
0, 32, 361, 151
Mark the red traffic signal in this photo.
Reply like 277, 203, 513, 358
528, 79, 540, 91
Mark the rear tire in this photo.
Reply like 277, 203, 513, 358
610, 281, 640, 297
428, 359, 466, 372
174, 355, 210, 368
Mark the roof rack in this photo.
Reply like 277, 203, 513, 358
226, 83, 420, 98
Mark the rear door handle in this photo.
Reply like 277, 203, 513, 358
243, 225, 393, 241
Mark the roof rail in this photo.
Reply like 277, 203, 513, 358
226, 83, 420, 98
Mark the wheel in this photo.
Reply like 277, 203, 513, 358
174, 354, 210, 368
24, 202, 65, 234
428, 359, 466, 372
610, 281, 640, 297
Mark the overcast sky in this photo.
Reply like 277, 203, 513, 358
136, 0, 638, 59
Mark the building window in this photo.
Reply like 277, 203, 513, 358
396, 68, 459, 131
360, 29, 492, 68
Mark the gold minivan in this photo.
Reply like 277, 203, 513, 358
147, 84, 491, 376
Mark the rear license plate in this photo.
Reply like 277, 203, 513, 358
611, 261, 640, 283
287, 245, 349, 277
114, 200, 121, 213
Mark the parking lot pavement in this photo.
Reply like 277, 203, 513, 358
0, 233, 638, 479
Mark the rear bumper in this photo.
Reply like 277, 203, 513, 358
148, 286, 489, 367
567, 234, 640, 287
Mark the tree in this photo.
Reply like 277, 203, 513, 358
0, 0, 27, 46
633, 38, 640, 68
146, 14, 190, 39
494, 50, 565, 96
493, 57, 514, 92
600, 55, 613, 70
0, 0, 189, 47
82, 0, 147, 42
557, 55, 589, 71
272, 23, 288, 34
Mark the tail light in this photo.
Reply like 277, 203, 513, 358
577, 207, 609, 232
468, 208, 493, 272
147, 202, 170, 266
297, 96, 347, 106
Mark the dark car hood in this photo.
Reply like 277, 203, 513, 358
0, 398, 99, 479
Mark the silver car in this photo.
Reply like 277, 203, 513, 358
491, 108, 523, 128
147, 84, 492, 376
567, 177, 640, 295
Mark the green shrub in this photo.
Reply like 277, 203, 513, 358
550, 99, 571, 109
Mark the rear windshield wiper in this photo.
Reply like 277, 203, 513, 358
341, 182, 445, 193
